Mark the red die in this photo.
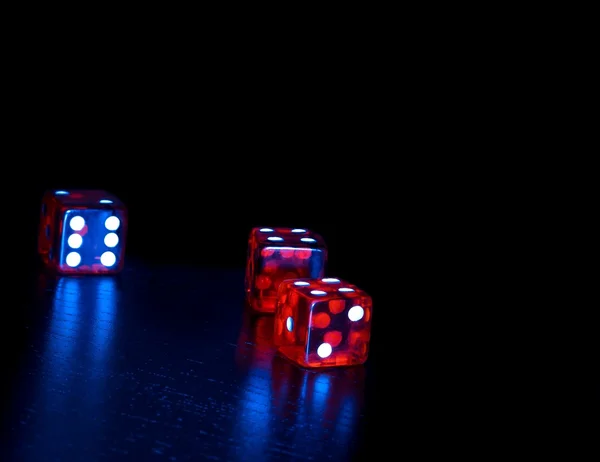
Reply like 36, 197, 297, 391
245, 227, 327, 313
274, 277, 372, 368
38, 189, 127, 274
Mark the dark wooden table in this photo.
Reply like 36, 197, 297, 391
1, 259, 375, 461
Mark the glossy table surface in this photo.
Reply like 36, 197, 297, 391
1, 259, 375, 461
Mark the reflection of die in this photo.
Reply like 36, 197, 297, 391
274, 277, 372, 368
38, 189, 127, 274
271, 355, 366, 425
245, 227, 327, 313
234, 313, 276, 372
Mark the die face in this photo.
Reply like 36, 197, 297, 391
38, 193, 63, 264
49, 189, 126, 208
274, 279, 313, 346
57, 208, 126, 273
252, 227, 326, 248
245, 227, 327, 313
274, 278, 372, 368
38, 190, 127, 274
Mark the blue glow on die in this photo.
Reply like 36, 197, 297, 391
59, 209, 124, 269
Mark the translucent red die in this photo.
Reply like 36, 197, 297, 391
273, 277, 372, 368
38, 189, 127, 274
245, 227, 327, 313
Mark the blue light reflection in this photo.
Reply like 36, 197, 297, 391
33, 276, 119, 456
231, 314, 276, 460
270, 356, 366, 459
